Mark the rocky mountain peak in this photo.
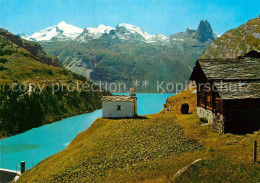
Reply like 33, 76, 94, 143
194, 20, 215, 42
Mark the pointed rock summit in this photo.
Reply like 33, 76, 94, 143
170, 20, 216, 42
194, 20, 215, 42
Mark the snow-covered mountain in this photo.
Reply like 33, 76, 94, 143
76, 23, 171, 44
21, 21, 83, 41
20, 21, 173, 44
76, 24, 115, 42
108, 23, 170, 44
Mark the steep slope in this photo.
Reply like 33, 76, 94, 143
37, 20, 215, 92
1, 28, 61, 67
40, 40, 192, 92
200, 17, 260, 59
0, 29, 108, 137
0, 28, 73, 83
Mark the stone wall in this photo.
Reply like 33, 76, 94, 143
197, 107, 214, 123
197, 107, 224, 133
212, 113, 224, 133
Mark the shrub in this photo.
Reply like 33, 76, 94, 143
0, 58, 8, 63
45, 69, 53, 75
200, 117, 208, 124
208, 147, 215, 152
0, 65, 8, 71
181, 103, 189, 114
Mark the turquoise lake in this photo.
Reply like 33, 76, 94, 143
0, 93, 175, 171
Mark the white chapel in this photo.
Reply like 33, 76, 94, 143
102, 88, 137, 118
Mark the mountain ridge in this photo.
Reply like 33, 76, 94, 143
19, 20, 217, 92
20, 20, 216, 44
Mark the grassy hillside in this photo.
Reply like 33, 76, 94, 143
0, 28, 73, 83
0, 28, 61, 68
0, 28, 109, 138
18, 86, 260, 182
200, 17, 260, 59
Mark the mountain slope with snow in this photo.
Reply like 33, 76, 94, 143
76, 25, 115, 42
76, 23, 171, 44
21, 21, 83, 41
109, 23, 170, 44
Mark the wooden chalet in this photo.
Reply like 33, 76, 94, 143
190, 51, 260, 134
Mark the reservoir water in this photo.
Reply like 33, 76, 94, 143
0, 93, 175, 171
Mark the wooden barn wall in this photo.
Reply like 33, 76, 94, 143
197, 83, 223, 113
223, 99, 260, 134
215, 92, 223, 113
205, 84, 213, 110
197, 84, 205, 108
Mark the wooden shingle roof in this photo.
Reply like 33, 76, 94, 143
198, 58, 260, 80
190, 56, 260, 100
213, 80, 260, 99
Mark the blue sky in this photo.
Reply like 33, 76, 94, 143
0, 0, 259, 35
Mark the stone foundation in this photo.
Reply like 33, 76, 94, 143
197, 107, 224, 133
197, 107, 214, 123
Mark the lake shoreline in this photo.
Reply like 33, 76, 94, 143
0, 108, 102, 140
